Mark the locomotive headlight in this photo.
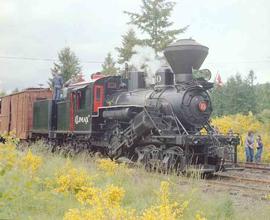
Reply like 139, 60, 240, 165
198, 101, 207, 112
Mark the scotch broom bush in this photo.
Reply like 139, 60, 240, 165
211, 112, 270, 162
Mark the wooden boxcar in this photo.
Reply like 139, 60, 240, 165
0, 88, 52, 139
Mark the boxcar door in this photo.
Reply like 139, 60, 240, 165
93, 85, 104, 113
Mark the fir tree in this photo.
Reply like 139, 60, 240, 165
101, 53, 118, 75
12, 88, 19, 94
49, 47, 81, 86
211, 71, 258, 116
124, 0, 188, 54
115, 29, 139, 64
0, 91, 6, 97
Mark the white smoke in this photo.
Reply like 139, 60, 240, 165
128, 46, 167, 85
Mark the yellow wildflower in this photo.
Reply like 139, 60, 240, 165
0, 144, 17, 172
97, 158, 118, 175
1, 131, 19, 145
195, 212, 207, 220
108, 206, 137, 220
141, 181, 189, 220
64, 208, 106, 220
55, 169, 90, 193
63, 209, 83, 220
54, 162, 92, 193
104, 184, 125, 207
76, 186, 100, 206
264, 194, 270, 200
211, 113, 270, 162
20, 150, 42, 174
141, 207, 159, 220
160, 181, 170, 205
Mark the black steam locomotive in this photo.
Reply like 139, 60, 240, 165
32, 39, 239, 172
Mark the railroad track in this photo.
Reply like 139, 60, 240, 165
214, 171, 270, 185
211, 163, 270, 194
169, 163, 270, 201
205, 179, 270, 194
237, 162, 270, 171
216, 162, 270, 183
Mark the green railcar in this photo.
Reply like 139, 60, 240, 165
32, 99, 56, 134
32, 76, 123, 139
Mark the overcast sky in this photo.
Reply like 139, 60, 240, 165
1, 0, 270, 92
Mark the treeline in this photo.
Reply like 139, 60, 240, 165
211, 70, 270, 120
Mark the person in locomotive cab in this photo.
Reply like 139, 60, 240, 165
245, 131, 255, 162
255, 135, 263, 162
64, 74, 76, 87
52, 70, 63, 100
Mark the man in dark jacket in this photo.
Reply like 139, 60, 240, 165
52, 71, 63, 100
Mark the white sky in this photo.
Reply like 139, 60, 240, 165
0, 0, 270, 91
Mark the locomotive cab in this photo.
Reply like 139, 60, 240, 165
67, 76, 126, 134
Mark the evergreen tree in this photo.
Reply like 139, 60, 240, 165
0, 91, 6, 97
246, 70, 256, 86
12, 88, 19, 94
211, 86, 226, 116
49, 47, 81, 85
124, 0, 188, 54
115, 29, 139, 64
211, 71, 258, 116
257, 109, 270, 124
244, 70, 257, 113
101, 53, 118, 75
255, 83, 270, 112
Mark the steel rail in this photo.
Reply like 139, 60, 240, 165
206, 180, 270, 193
214, 172, 270, 185
237, 162, 270, 171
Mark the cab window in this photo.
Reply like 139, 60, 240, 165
96, 87, 101, 101
77, 89, 86, 109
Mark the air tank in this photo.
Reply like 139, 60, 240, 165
164, 39, 209, 83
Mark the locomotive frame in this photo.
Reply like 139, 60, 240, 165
31, 75, 239, 173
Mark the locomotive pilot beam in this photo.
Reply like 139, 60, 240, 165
6, 38, 239, 173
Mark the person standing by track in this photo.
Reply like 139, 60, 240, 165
245, 131, 255, 162
255, 135, 263, 162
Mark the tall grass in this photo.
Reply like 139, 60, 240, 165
0, 141, 269, 219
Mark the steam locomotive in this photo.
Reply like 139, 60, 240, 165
31, 39, 239, 172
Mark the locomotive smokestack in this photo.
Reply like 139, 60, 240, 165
164, 39, 209, 83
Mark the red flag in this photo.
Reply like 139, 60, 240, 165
215, 72, 223, 87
